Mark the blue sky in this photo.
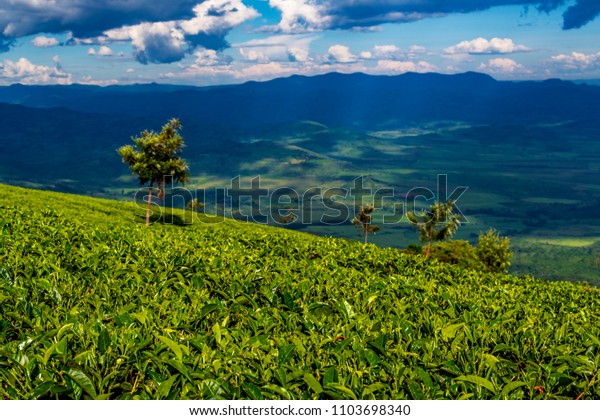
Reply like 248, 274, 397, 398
0, 0, 599, 86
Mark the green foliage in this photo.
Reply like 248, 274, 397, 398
1, 184, 599, 400
477, 229, 513, 273
118, 118, 189, 226
407, 201, 461, 257
187, 199, 205, 212
352, 205, 380, 244
405, 244, 423, 255
117, 118, 189, 189
429, 240, 483, 271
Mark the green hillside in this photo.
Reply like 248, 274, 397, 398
0, 184, 598, 400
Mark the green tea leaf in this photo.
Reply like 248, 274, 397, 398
323, 367, 338, 386
158, 336, 183, 361
303, 373, 323, 395
278, 344, 295, 365
242, 382, 263, 400
158, 375, 178, 399
501, 381, 527, 396
455, 375, 496, 394
98, 329, 110, 355
441, 323, 464, 341
66, 369, 97, 399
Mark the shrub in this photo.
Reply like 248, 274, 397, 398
429, 240, 483, 271
477, 228, 512, 273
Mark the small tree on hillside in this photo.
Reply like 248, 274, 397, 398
187, 198, 205, 212
352, 204, 380, 244
118, 118, 189, 226
406, 200, 461, 257
477, 228, 512, 273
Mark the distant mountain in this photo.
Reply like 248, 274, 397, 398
1, 72, 599, 127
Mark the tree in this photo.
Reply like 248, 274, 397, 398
406, 200, 461, 257
477, 228, 512, 273
352, 204, 380, 244
118, 118, 189, 226
187, 198, 205, 212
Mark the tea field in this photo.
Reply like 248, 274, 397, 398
0, 184, 599, 400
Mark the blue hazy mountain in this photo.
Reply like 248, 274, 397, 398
1, 72, 599, 127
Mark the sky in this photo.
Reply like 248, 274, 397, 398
0, 0, 599, 86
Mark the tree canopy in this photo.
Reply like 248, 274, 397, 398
118, 118, 189, 226
407, 200, 461, 257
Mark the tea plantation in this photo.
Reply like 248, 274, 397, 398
0, 184, 598, 400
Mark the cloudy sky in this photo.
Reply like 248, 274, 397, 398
0, 0, 599, 86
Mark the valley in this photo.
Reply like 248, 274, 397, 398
1, 73, 599, 284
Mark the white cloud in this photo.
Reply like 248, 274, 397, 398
104, 22, 187, 64
31, 36, 59, 48
267, 0, 330, 33
237, 62, 296, 79
445, 37, 531, 55
98, 46, 113, 56
375, 59, 437, 74
373, 44, 402, 59
359, 51, 373, 59
193, 48, 232, 66
81, 0, 259, 64
327, 44, 357, 63
551, 51, 600, 69
478, 58, 525, 73
79, 76, 119, 86
235, 34, 317, 63
126, 68, 135, 73
288, 46, 310, 62
408, 45, 427, 54
179, 0, 259, 35
87, 47, 96, 55
0, 57, 72, 85
239, 48, 270, 63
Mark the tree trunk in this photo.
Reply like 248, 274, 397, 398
364, 227, 368, 244
146, 183, 153, 226
425, 241, 431, 257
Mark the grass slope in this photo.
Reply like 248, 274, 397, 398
0, 184, 599, 400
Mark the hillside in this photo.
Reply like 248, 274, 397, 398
1, 184, 598, 400
2, 73, 600, 284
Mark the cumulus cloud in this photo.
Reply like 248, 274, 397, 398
478, 58, 525, 73
373, 45, 403, 59
266, 1, 600, 32
445, 38, 531, 54
234, 34, 317, 63
551, 51, 600, 68
98, 46, 113, 56
0, 0, 258, 64
0, 57, 72, 85
94, 0, 258, 64
0, 1, 199, 38
327, 44, 357, 63
375, 59, 437, 74
32, 36, 59, 48
79, 76, 119, 86
193, 48, 233, 66
103, 22, 188, 64
266, 0, 330, 33
360, 44, 428, 61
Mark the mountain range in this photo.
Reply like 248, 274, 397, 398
1, 72, 599, 127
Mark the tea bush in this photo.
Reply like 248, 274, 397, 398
0, 185, 598, 400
